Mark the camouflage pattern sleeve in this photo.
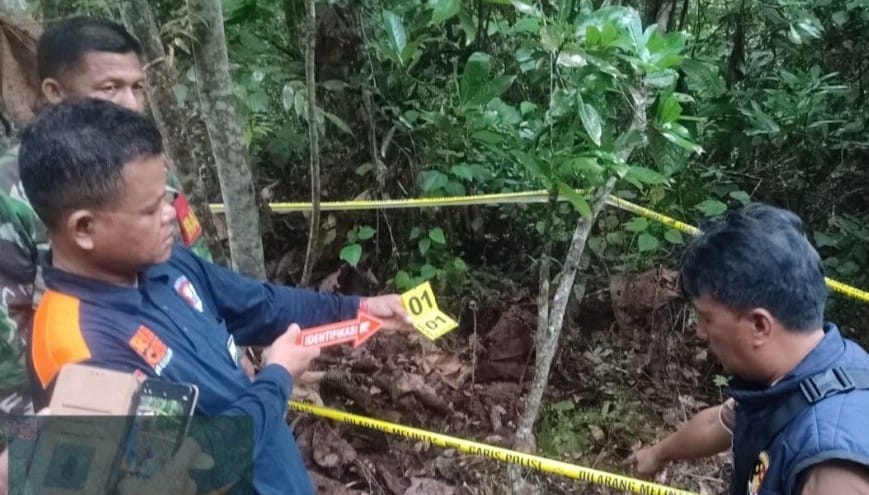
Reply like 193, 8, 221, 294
0, 147, 38, 414
165, 169, 213, 262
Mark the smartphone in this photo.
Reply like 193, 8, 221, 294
120, 379, 198, 480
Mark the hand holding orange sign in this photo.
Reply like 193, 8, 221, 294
294, 313, 384, 349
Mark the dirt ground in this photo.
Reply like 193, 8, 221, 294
281, 265, 732, 495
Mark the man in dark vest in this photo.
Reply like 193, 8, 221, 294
628, 204, 869, 495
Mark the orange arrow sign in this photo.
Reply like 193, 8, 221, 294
296, 312, 383, 349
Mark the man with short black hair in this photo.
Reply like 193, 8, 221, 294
0, 16, 211, 419
20, 98, 411, 494
37, 16, 146, 111
628, 204, 869, 494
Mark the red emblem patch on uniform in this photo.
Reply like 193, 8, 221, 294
128, 325, 173, 375
174, 276, 204, 312
172, 192, 203, 246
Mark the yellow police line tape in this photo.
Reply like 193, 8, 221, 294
209, 191, 869, 304
289, 401, 699, 495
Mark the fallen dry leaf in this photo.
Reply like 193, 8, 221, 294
404, 477, 455, 495
312, 423, 358, 473
381, 467, 410, 495
424, 351, 471, 390
394, 371, 451, 413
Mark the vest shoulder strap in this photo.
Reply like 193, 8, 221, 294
731, 367, 869, 495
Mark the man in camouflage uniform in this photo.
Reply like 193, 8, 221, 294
0, 17, 212, 418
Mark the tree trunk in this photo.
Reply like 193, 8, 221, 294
299, 0, 321, 287
512, 85, 652, 455
117, 0, 227, 265
188, 0, 266, 279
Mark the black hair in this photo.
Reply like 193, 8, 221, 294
680, 203, 827, 332
37, 17, 142, 80
19, 98, 163, 229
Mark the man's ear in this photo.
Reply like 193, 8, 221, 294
748, 308, 775, 346
65, 210, 97, 251
40, 78, 65, 104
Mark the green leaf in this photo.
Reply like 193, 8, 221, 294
320, 109, 353, 135
419, 237, 432, 255
248, 90, 269, 113
556, 48, 587, 68
664, 229, 684, 244
340, 243, 363, 267
453, 257, 468, 271
458, 8, 477, 44
421, 170, 449, 192
838, 261, 860, 276
478, 75, 516, 105
578, 99, 603, 147
451, 164, 475, 181
281, 84, 295, 112
695, 199, 727, 217
520, 101, 538, 115
814, 232, 839, 248
586, 25, 602, 45
357, 226, 376, 240
562, 156, 603, 181
514, 19, 539, 37
659, 123, 703, 154
409, 227, 422, 240
552, 400, 575, 412
625, 217, 649, 232
487, 98, 522, 125
550, 89, 575, 118
558, 183, 592, 219
431, 0, 461, 24
729, 190, 751, 206
540, 25, 562, 52
638, 232, 659, 252
382, 11, 407, 63
395, 270, 412, 291
461, 52, 491, 103
832, 10, 849, 25
657, 94, 682, 124
429, 227, 447, 244
625, 166, 668, 185
644, 71, 676, 88
444, 180, 467, 196
420, 264, 438, 280
471, 130, 503, 145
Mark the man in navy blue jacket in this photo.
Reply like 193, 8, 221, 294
628, 205, 869, 495
18, 99, 412, 494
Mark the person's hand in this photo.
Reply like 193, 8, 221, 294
117, 438, 213, 495
363, 295, 413, 332
626, 444, 669, 479
264, 324, 320, 381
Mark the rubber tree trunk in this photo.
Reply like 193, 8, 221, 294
117, 0, 227, 265
187, 0, 266, 279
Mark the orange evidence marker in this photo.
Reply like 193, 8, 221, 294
295, 312, 383, 349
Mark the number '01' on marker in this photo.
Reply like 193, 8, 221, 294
295, 313, 383, 349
